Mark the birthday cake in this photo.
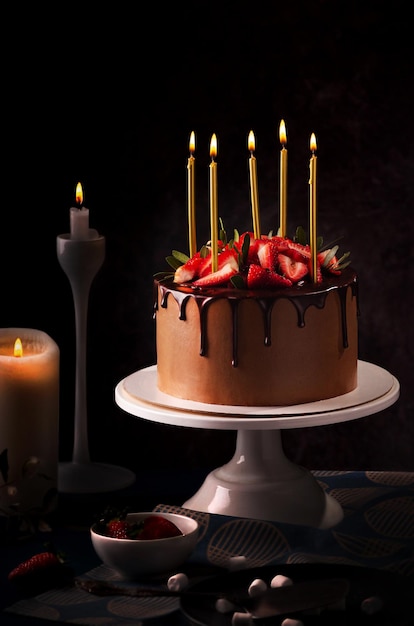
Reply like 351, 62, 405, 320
154, 227, 358, 407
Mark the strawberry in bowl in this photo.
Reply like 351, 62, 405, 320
90, 510, 199, 579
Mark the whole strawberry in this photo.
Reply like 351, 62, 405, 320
106, 519, 131, 539
8, 551, 60, 581
138, 515, 182, 540
8, 550, 73, 595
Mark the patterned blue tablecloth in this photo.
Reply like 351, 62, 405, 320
5, 470, 414, 624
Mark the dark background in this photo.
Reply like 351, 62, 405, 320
3, 1, 413, 477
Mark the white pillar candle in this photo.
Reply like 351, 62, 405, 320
70, 181, 90, 240
0, 328, 59, 519
70, 206, 90, 240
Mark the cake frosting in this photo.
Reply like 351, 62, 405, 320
154, 229, 358, 407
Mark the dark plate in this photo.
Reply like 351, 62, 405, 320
180, 563, 413, 625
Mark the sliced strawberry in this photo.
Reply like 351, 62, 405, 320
138, 515, 182, 540
278, 253, 309, 283
174, 253, 205, 283
192, 258, 239, 288
238, 232, 266, 265
283, 241, 311, 262
318, 249, 341, 274
238, 231, 254, 249
247, 264, 292, 289
198, 248, 239, 277
273, 235, 288, 244
257, 240, 279, 271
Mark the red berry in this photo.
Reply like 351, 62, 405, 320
284, 240, 311, 261
318, 248, 341, 274
174, 253, 205, 283
278, 253, 309, 282
243, 233, 266, 265
247, 264, 292, 289
107, 519, 130, 539
8, 552, 61, 581
138, 515, 182, 540
192, 259, 239, 288
198, 248, 239, 278
257, 240, 279, 271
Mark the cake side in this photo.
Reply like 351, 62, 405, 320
155, 268, 358, 407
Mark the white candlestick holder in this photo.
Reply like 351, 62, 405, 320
57, 231, 135, 493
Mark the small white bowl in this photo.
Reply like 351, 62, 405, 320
90, 511, 199, 579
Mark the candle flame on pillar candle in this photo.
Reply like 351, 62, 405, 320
309, 132, 318, 282
14, 338, 23, 358
75, 181, 83, 205
187, 131, 197, 257
209, 134, 218, 273
279, 119, 287, 238
248, 130, 261, 239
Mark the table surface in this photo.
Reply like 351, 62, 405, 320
1, 469, 414, 625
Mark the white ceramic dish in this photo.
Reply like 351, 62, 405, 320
90, 511, 199, 579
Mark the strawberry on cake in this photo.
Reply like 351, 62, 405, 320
154, 226, 358, 407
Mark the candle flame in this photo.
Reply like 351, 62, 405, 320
279, 119, 287, 146
14, 337, 23, 357
75, 181, 84, 206
210, 133, 217, 159
248, 130, 256, 153
189, 131, 195, 154
310, 133, 317, 153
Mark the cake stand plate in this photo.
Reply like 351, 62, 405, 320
115, 361, 399, 528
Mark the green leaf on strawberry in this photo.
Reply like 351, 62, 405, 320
230, 274, 246, 289
166, 254, 183, 270
294, 225, 308, 245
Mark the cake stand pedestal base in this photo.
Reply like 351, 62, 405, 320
58, 461, 136, 494
183, 429, 342, 528
115, 361, 400, 528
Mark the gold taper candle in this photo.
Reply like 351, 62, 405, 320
187, 131, 196, 257
248, 130, 261, 239
209, 133, 218, 273
309, 132, 318, 282
279, 120, 287, 237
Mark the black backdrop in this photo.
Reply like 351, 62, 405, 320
3, 2, 413, 474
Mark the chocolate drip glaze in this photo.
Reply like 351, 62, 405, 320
199, 297, 214, 357
338, 287, 349, 348
257, 299, 274, 347
156, 269, 358, 367
230, 299, 239, 366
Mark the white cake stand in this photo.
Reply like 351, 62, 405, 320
115, 360, 399, 528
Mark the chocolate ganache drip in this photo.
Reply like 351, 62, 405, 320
155, 269, 358, 367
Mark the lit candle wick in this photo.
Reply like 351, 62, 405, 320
279, 119, 287, 238
248, 130, 260, 239
187, 131, 197, 257
309, 132, 318, 282
209, 134, 218, 273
